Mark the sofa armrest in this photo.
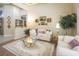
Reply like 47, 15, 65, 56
58, 40, 71, 48
56, 46, 79, 56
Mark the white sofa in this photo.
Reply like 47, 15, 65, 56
30, 29, 52, 41
56, 35, 79, 56
37, 29, 52, 41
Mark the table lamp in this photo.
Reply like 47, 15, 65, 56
56, 23, 60, 34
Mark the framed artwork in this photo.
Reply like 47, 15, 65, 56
21, 15, 27, 27
35, 16, 51, 25
21, 15, 26, 20
39, 16, 46, 21
40, 22, 45, 25
15, 19, 23, 27
47, 18, 51, 22
24, 21, 26, 27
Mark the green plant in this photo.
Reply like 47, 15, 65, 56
24, 29, 30, 36
59, 13, 77, 35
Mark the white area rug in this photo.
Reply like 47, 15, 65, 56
2, 40, 54, 56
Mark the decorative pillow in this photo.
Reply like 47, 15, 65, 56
69, 39, 79, 48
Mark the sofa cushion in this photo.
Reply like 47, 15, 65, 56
58, 40, 71, 48
73, 46, 79, 51
37, 29, 52, 42
63, 36, 75, 43
30, 29, 37, 40
69, 39, 79, 48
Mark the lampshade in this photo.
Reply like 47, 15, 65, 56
56, 23, 60, 29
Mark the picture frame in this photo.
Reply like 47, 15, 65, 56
15, 19, 23, 27
21, 15, 26, 20
47, 18, 51, 22
40, 22, 45, 25
39, 16, 46, 21
35, 16, 52, 25
24, 21, 27, 27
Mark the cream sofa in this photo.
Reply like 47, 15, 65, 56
30, 29, 52, 41
56, 35, 79, 56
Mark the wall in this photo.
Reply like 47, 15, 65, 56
1, 3, 77, 37
3, 5, 15, 36
2, 4, 27, 38
75, 4, 79, 35
26, 3, 75, 35
12, 6, 27, 39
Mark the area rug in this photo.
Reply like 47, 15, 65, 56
2, 40, 54, 56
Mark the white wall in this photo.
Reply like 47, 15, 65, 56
26, 3, 75, 34
12, 5, 27, 39
1, 3, 76, 37
2, 4, 27, 38
3, 5, 15, 36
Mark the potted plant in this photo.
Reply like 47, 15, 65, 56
59, 13, 77, 35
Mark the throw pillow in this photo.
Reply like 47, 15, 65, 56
69, 39, 79, 48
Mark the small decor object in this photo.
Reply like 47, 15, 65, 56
7, 16, 11, 28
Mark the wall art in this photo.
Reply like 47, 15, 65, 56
7, 16, 11, 28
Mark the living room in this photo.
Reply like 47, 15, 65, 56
0, 3, 79, 56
